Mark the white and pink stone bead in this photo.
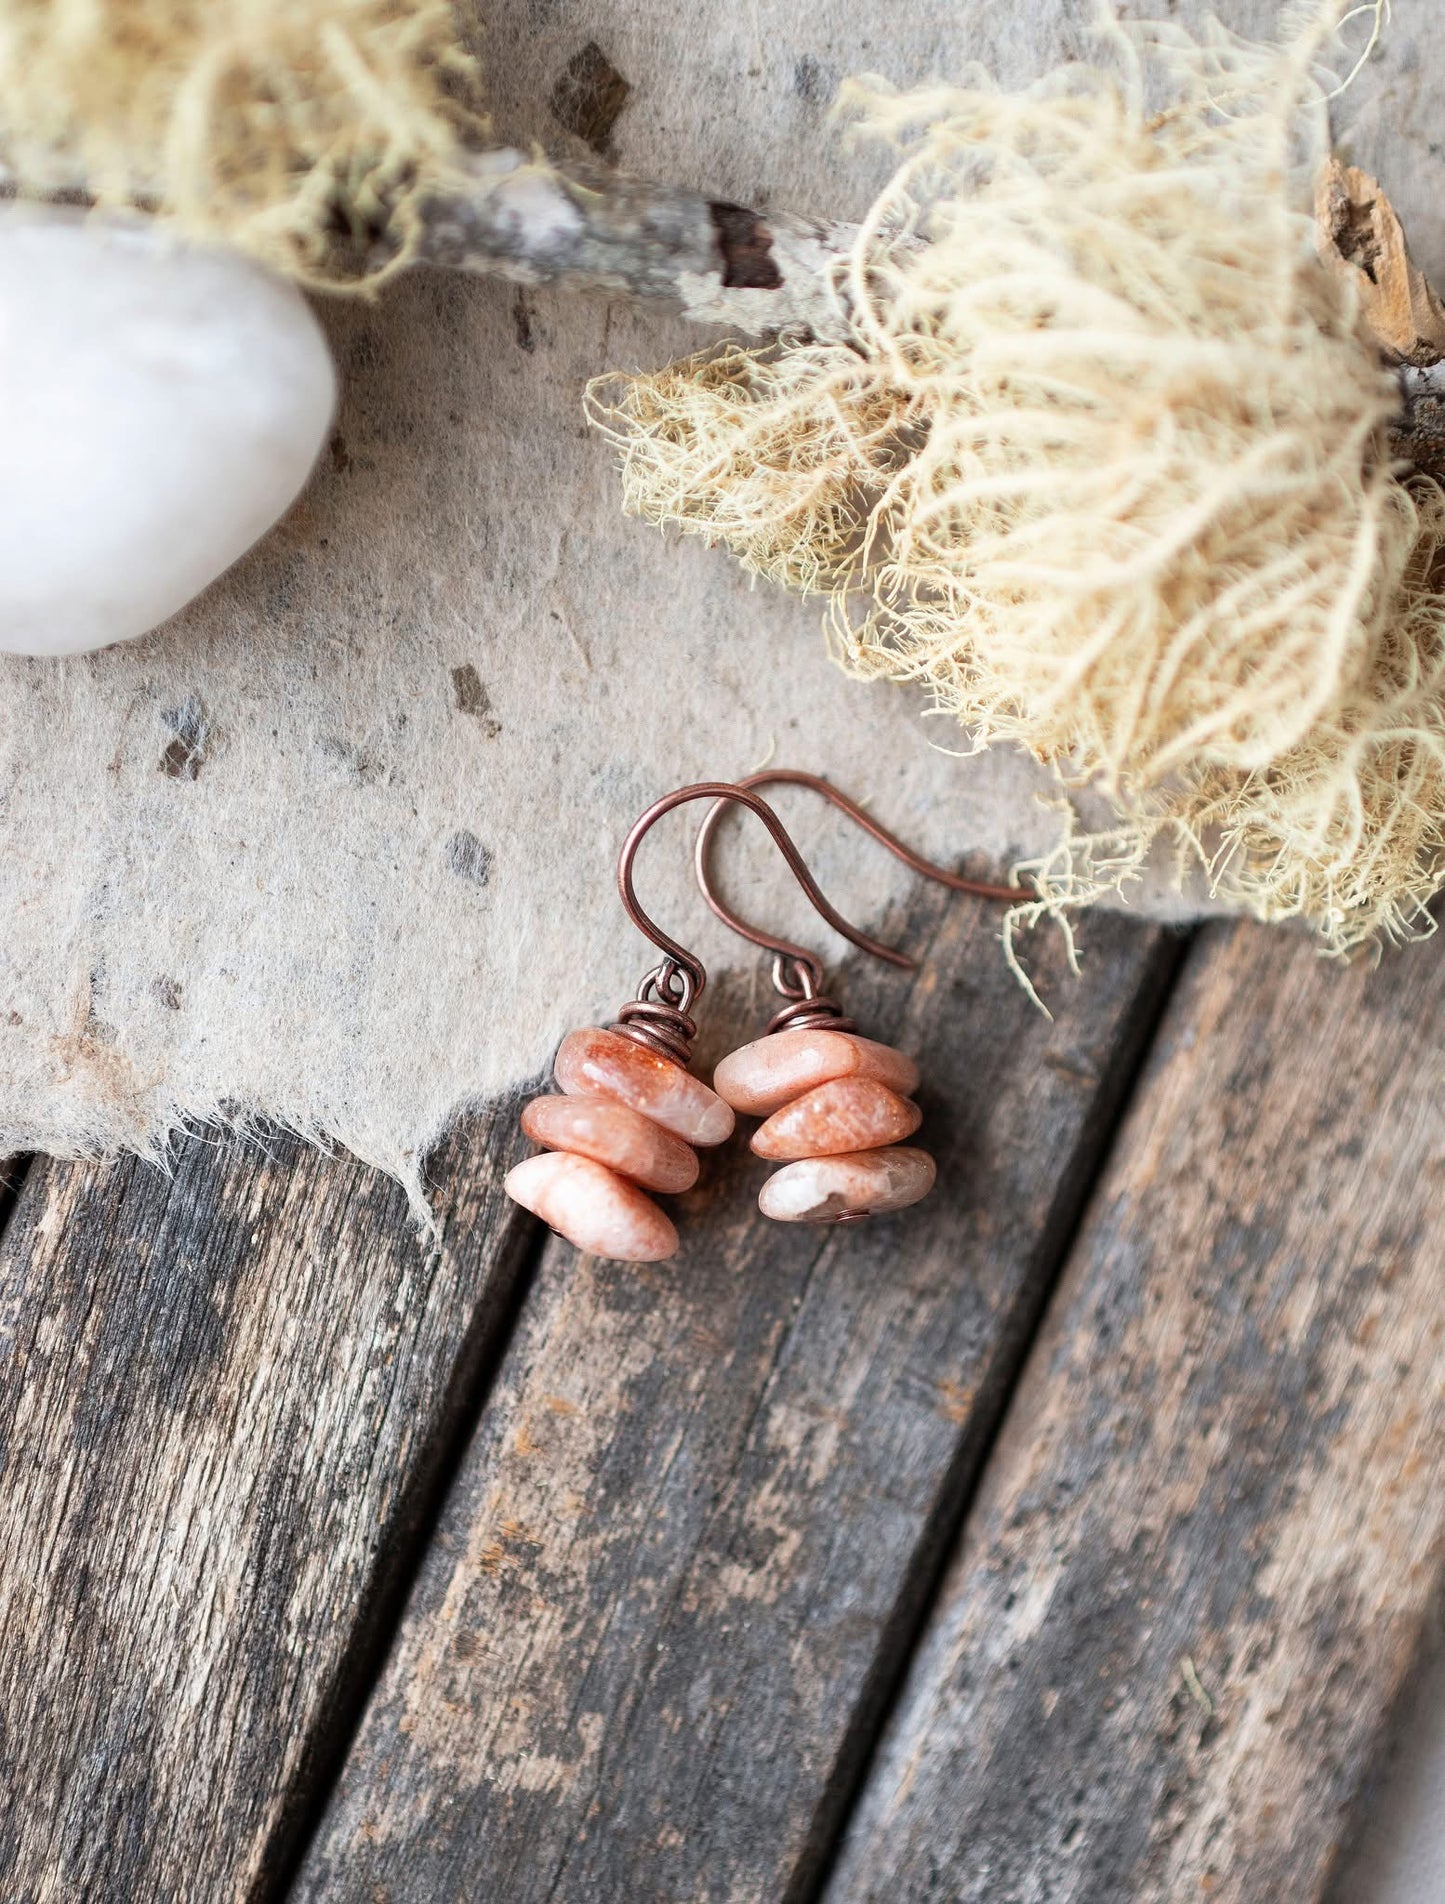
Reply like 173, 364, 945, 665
712, 1027, 935, 1223
504, 1027, 734, 1261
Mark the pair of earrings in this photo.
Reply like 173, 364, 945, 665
504, 771, 1018, 1263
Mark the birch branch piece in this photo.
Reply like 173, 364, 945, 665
8, 139, 1445, 476
1314, 158, 1445, 480
418, 147, 853, 336
427, 147, 1445, 479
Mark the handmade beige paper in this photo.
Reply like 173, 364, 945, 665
0, 0, 1430, 1202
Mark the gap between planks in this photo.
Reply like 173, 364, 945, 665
0, 1152, 32, 1243
257, 1200, 554, 1892
0, 1104, 544, 1902
290, 892, 1184, 1903
784, 925, 1191, 1904
825, 918, 1445, 1904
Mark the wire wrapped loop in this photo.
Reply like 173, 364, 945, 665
613, 960, 700, 1065
765, 953, 854, 1035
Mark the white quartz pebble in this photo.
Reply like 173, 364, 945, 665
0, 207, 337, 656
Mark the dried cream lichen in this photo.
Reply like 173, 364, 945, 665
0, 0, 484, 284
589, 7, 1445, 951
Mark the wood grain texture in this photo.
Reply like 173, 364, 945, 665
826, 921, 1445, 1904
294, 895, 1178, 1902
0, 1107, 533, 1903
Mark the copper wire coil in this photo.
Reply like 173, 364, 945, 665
766, 995, 855, 1037
613, 998, 697, 1066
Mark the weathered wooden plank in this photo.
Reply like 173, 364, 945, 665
0, 1107, 534, 1902
293, 892, 1178, 1901
825, 921, 1445, 1904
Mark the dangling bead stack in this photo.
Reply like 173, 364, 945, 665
505, 1023, 734, 1263
714, 1026, 935, 1223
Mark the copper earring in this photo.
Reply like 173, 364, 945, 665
696, 770, 1019, 1227
505, 780, 881, 1263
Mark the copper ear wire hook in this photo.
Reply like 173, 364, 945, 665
615, 782, 883, 1058
692, 769, 1021, 1016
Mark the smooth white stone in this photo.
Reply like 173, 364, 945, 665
0, 207, 337, 656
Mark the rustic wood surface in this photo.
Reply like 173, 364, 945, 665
826, 920, 1445, 1904
5, 911, 1443, 1902
292, 894, 1178, 1901
0, 1105, 534, 1902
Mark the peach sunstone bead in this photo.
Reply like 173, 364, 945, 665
504, 1152, 679, 1262
556, 1027, 735, 1147
716, 1024, 936, 1224
507, 1023, 736, 1263
521, 1093, 700, 1195
751, 1076, 922, 1161
759, 1147, 937, 1223
713, 1028, 920, 1118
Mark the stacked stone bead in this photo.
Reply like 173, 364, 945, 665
713, 1027, 935, 1223
504, 1027, 735, 1262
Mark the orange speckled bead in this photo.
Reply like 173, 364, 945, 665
504, 1151, 680, 1261
718, 1019, 936, 1224
508, 1022, 727, 1260
713, 1028, 920, 1117
750, 1077, 922, 1161
757, 1147, 937, 1223
522, 1093, 700, 1195
556, 1026, 735, 1146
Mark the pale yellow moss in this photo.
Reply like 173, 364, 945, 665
589, 7, 1443, 951
0, 0, 484, 284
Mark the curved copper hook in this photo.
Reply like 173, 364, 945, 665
617, 782, 904, 1007
693, 769, 1020, 978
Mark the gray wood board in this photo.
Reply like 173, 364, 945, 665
0, 1106, 534, 1902
293, 892, 1178, 1901
826, 920, 1445, 1904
